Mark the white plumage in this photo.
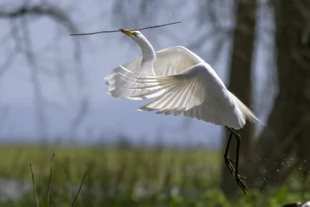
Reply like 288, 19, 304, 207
105, 33, 258, 130
104, 28, 258, 195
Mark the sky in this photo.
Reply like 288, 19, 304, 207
0, 0, 275, 147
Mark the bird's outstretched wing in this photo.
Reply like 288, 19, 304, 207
123, 46, 201, 76
107, 63, 256, 129
105, 46, 201, 99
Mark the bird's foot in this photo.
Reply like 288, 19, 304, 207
224, 156, 236, 176
225, 157, 247, 179
225, 156, 248, 195
235, 174, 248, 195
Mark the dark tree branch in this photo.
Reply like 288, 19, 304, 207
0, 3, 89, 138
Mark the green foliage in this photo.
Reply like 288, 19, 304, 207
0, 145, 307, 207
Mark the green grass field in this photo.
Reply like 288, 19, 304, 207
0, 145, 306, 207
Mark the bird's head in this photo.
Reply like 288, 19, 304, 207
119, 29, 144, 41
119, 28, 155, 62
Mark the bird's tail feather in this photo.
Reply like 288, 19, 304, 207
229, 92, 262, 125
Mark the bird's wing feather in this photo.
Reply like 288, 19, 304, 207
105, 46, 201, 99
109, 63, 256, 129
122, 46, 200, 76
153, 46, 201, 76
123, 46, 201, 75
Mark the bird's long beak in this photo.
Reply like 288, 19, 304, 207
119, 29, 134, 36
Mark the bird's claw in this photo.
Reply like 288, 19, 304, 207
225, 156, 248, 195
236, 174, 248, 195
224, 156, 236, 176
238, 175, 247, 180
227, 157, 235, 163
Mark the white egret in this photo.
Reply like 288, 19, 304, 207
104, 29, 259, 195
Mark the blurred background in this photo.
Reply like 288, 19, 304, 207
0, 0, 309, 206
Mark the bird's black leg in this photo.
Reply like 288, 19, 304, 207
225, 127, 248, 195
233, 130, 248, 195
224, 132, 235, 176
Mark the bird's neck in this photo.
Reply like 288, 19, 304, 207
137, 36, 156, 75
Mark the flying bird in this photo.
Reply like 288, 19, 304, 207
104, 29, 259, 195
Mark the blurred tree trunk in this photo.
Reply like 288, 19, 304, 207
251, 0, 310, 189
220, 0, 257, 197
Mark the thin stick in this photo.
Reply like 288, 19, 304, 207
134, 21, 181, 31
30, 163, 40, 207
71, 171, 88, 207
70, 30, 119, 36
46, 153, 55, 207
70, 21, 181, 36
